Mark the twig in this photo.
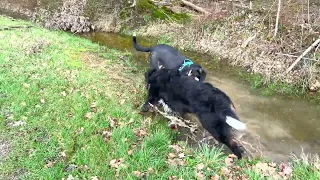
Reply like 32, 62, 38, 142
273, 0, 281, 38
286, 38, 320, 73
0, 25, 33, 31
275, 53, 319, 62
181, 0, 211, 15
129, 0, 136, 7
149, 102, 198, 134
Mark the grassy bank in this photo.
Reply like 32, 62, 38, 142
0, 16, 319, 179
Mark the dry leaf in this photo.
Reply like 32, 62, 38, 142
167, 158, 186, 167
120, 99, 125, 105
254, 162, 276, 177
225, 157, 233, 166
169, 144, 182, 153
228, 154, 237, 159
23, 83, 30, 88
75, 127, 84, 135
8, 121, 26, 127
178, 153, 185, 158
60, 151, 67, 158
209, 174, 220, 180
66, 174, 75, 180
61, 91, 67, 96
20, 102, 27, 107
147, 168, 154, 174
108, 116, 117, 128
195, 171, 205, 180
127, 149, 133, 155
196, 163, 205, 170
133, 170, 142, 178
44, 160, 54, 168
168, 153, 176, 159
40, 99, 45, 103
85, 112, 93, 119
169, 176, 178, 180
109, 158, 125, 169
220, 167, 230, 176
278, 163, 293, 177
91, 176, 99, 180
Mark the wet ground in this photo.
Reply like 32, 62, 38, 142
81, 32, 320, 162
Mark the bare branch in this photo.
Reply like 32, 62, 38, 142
273, 0, 281, 38
181, 0, 211, 15
286, 38, 320, 73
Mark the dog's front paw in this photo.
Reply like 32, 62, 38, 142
232, 146, 245, 159
140, 103, 151, 112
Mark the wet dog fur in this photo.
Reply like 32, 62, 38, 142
143, 68, 246, 159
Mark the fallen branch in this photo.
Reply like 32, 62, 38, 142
275, 53, 319, 62
273, 0, 281, 38
149, 102, 198, 135
181, 0, 210, 15
285, 38, 320, 73
0, 25, 33, 31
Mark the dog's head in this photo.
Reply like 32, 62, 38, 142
180, 64, 206, 82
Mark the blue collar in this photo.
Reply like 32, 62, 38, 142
178, 59, 194, 71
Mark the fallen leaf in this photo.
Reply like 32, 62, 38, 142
195, 171, 205, 180
169, 144, 182, 153
20, 102, 27, 107
66, 174, 75, 180
85, 112, 93, 119
61, 91, 67, 96
168, 176, 178, 180
209, 174, 220, 180
228, 154, 237, 159
108, 116, 117, 128
278, 163, 293, 177
40, 99, 45, 103
127, 149, 133, 155
225, 157, 233, 166
147, 167, 154, 174
254, 162, 276, 177
109, 158, 125, 169
220, 167, 230, 176
134, 128, 148, 138
167, 158, 186, 167
23, 83, 30, 88
8, 121, 26, 127
178, 153, 185, 158
168, 153, 176, 159
120, 99, 125, 105
60, 151, 67, 158
133, 170, 142, 178
75, 127, 84, 135
91, 176, 99, 180
44, 160, 55, 168
196, 163, 205, 170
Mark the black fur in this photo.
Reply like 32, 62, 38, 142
144, 68, 244, 159
132, 35, 206, 82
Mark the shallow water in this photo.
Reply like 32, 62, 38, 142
81, 32, 320, 162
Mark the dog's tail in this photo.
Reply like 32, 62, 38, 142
132, 32, 152, 52
226, 116, 247, 131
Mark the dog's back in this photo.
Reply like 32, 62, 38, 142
146, 68, 245, 158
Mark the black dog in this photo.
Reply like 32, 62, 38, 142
132, 33, 206, 82
144, 68, 246, 159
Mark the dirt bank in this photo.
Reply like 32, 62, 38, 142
1, 0, 319, 94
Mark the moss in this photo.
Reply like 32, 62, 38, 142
136, 0, 190, 23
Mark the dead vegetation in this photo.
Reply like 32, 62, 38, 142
134, 0, 320, 92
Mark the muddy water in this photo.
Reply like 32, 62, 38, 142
81, 32, 320, 162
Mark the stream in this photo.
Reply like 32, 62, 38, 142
81, 32, 320, 162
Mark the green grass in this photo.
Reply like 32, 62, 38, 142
0, 15, 319, 179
